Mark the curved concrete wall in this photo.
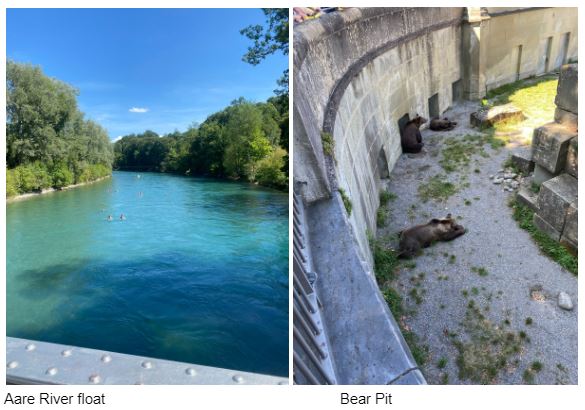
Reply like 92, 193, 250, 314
294, 7, 464, 263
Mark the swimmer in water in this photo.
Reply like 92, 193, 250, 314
120, 213, 126, 220
107, 215, 113, 222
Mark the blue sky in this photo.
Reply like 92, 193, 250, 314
7, 8, 288, 140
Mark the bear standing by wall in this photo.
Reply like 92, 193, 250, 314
401, 115, 427, 153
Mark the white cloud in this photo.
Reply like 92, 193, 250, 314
112, 136, 123, 142
129, 107, 149, 113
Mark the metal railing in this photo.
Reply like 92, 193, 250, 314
6, 337, 288, 385
292, 194, 336, 385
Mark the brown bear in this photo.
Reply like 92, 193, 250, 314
398, 213, 466, 258
430, 117, 457, 131
401, 115, 427, 153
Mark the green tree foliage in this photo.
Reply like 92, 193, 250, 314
241, 8, 289, 95
6, 60, 113, 197
114, 98, 288, 190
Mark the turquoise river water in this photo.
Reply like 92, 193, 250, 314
7, 171, 288, 376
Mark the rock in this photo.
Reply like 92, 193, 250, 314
516, 187, 539, 212
470, 103, 525, 128
510, 181, 520, 189
511, 148, 535, 174
561, 199, 578, 250
533, 214, 561, 241
555, 64, 578, 114
558, 292, 574, 311
493, 177, 503, 184
531, 122, 576, 174
489, 174, 494, 179
536, 174, 578, 231
503, 172, 517, 179
565, 137, 578, 178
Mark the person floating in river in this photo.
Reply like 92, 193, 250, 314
107, 215, 113, 222
120, 213, 126, 221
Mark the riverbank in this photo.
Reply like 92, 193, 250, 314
7, 175, 111, 203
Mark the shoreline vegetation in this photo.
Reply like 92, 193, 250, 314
7, 175, 111, 203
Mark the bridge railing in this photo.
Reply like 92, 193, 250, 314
6, 337, 288, 385
292, 193, 337, 385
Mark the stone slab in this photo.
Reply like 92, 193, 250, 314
511, 148, 534, 174
470, 103, 525, 128
554, 107, 578, 130
536, 174, 578, 231
555, 64, 578, 114
565, 137, 578, 178
516, 186, 539, 212
562, 199, 578, 246
533, 164, 555, 186
531, 122, 576, 174
533, 213, 561, 241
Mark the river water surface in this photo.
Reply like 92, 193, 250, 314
7, 171, 288, 376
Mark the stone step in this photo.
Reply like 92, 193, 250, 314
511, 147, 534, 175
536, 173, 578, 232
531, 122, 577, 174
561, 199, 578, 254
516, 186, 539, 212
554, 107, 578, 130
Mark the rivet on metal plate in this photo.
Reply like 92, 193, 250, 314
101, 354, 112, 363
89, 374, 101, 384
185, 368, 197, 376
25, 343, 36, 351
141, 361, 153, 369
232, 374, 244, 383
62, 349, 72, 357
46, 367, 58, 376
7, 361, 19, 369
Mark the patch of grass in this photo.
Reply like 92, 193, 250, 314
531, 361, 543, 372
439, 135, 490, 172
523, 369, 535, 384
530, 182, 540, 194
338, 188, 352, 216
471, 266, 489, 277
409, 288, 423, 305
440, 373, 449, 384
511, 200, 577, 275
402, 261, 417, 270
418, 175, 458, 202
437, 357, 448, 369
369, 237, 400, 283
464, 199, 472, 206
448, 255, 456, 264
321, 131, 334, 156
453, 301, 526, 384
376, 207, 387, 228
471, 287, 479, 296
380, 279, 428, 366
525, 317, 533, 326
380, 190, 397, 206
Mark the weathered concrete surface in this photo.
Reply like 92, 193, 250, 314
555, 64, 578, 114
294, 8, 464, 266
516, 186, 539, 212
482, 8, 578, 90
511, 147, 535, 174
554, 107, 578, 129
532, 164, 555, 186
536, 174, 577, 232
470, 104, 525, 128
531, 123, 576, 174
533, 213, 561, 241
307, 193, 425, 385
561, 200, 578, 251
378, 102, 577, 385
565, 138, 578, 178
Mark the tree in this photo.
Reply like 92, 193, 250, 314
241, 8, 289, 95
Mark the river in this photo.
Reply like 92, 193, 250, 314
6, 171, 288, 377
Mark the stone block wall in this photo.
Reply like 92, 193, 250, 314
521, 64, 578, 253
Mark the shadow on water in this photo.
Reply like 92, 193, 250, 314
8, 251, 288, 377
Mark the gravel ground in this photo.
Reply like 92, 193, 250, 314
377, 101, 578, 385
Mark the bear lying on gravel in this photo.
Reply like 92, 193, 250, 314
430, 117, 457, 131
398, 214, 466, 258
401, 115, 427, 153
